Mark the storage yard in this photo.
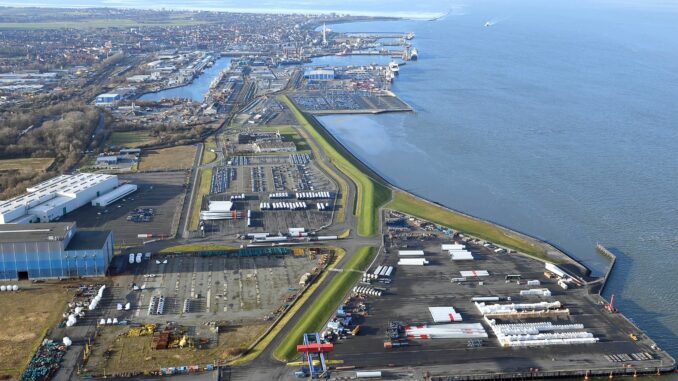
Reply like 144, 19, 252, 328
198, 128, 337, 235
60, 172, 187, 243
321, 211, 675, 379
55, 247, 335, 377
290, 91, 412, 114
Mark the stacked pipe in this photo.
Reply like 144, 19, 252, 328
253, 235, 288, 242
200, 210, 245, 221
230, 193, 246, 200
66, 314, 77, 327
88, 285, 106, 311
484, 317, 596, 347
405, 323, 488, 339
269, 192, 289, 199
475, 301, 562, 315
520, 288, 552, 297
99, 318, 119, 325
352, 286, 383, 297
398, 258, 428, 266
148, 296, 159, 315
267, 201, 307, 210
156, 295, 166, 315
296, 191, 331, 200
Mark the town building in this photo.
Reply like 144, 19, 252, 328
252, 141, 297, 153
0, 173, 127, 224
304, 68, 335, 81
95, 93, 121, 106
0, 222, 113, 280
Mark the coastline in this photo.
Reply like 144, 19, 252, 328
280, 100, 676, 377
305, 109, 592, 277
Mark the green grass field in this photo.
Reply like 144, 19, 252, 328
273, 247, 376, 362
202, 136, 218, 165
281, 96, 390, 236
189, 168, 213, 232
0, 157, 53, 172
388, 191, 548, 260
107, 131, 155, 148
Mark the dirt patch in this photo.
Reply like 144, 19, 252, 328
0, 285, 72, 380
84, 323, 268, 376
138, 145, 197, 171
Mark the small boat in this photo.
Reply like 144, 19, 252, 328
410, 48, 418, 61
484, 21, 492, 27
389, 61, 400, 75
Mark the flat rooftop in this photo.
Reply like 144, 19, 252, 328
65, 231, 111, 251
0, 173, 117, 216
0, 222, 75, 244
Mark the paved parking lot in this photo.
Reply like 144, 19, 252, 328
106, 252, 316, 325
61, 172, 187, 244
202, 158, 336, 236
329, 228, 671, 376
202, 196, 333, 236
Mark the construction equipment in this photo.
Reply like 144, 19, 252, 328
607, 294, 617, 313
296, 333, 333, 379
128, 324, 157, 337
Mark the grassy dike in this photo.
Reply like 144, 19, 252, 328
189, 168, 212, 232
281, 95, 549, 260
281, 96, 390, 237
273, 246, 377, 362
388, 191, 549, 260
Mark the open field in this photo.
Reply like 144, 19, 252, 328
0, 285, 72, 380
282, 96, 391, 236
106, 131, 155, 148
189, 168, 213, 232
138, 145, 197, 171
274, 247, 376, 362
201, 136, 217, 165
388, 191, 548, 260
0, 157, 53, 172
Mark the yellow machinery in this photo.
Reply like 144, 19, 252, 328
128, 324, 157, 337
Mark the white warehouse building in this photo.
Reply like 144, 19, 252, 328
0, 174, 127, 224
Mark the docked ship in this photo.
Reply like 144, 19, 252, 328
389, 61, 400, 75
410, 48, 418, 61
405, 32, 415, 40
